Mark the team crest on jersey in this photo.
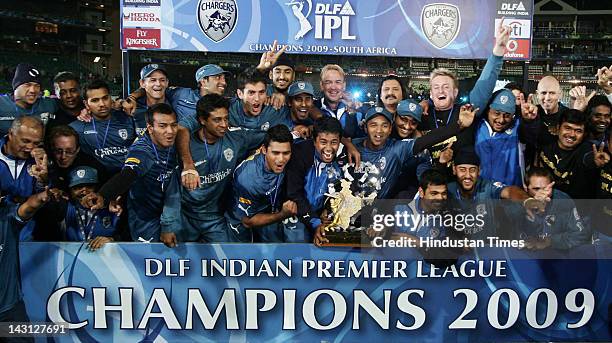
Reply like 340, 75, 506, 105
476, 203, 487, 216
39, 112, 52, 124
118, 129, 129, 140
429, 228, 440, 238
261, 121, 270, 131
378, 156, 386, 170
197, 0, 238, 42
421, 3, 461, 49
102, 216, 111, 228
223, 147, 234, 161
545, 214, 556, 226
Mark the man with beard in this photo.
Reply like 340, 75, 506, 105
584, 95, 611, 145
287, 117, 346, 244
47, 72, 83, 130
82, 103, 179, 242
255, 41, 295, 107
420, 22, 510, 161
388, 99, 432, 199
474, 88, 539, 186
160, 94, 266, 246
351, 104, 476, 200
0, 63, 58, 136
447, 148, 533, 240
225, 125, 296, 243
70, 80, 136, 175
517, 167, 589, 250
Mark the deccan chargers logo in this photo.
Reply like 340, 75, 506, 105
197, 0, 237, 42
421, 3, 461, 49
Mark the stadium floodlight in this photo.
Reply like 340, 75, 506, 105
353, 91, 361, 99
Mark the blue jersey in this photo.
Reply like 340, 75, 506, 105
351, 137, 417, 199
317, 98, 365, 138
70, 110, 136, 174
447, 179, 505, 238
515, 190, 589, 249
225, 153, 285, 242
394, 196, 452, 240
0, 95, 58, 136
0, 137, 37, 203
64, 202, 118, 241
162, 128, 265, 232
475, 119, 524, 186
133, 97, 174, 136
123, 134, 178, 241
0, 203, 27, 313
166, 87, 199, 123
229, 98, 293, 131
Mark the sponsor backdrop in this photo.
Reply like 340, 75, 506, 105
120, 0, 533, 59
21, 243, 611, 342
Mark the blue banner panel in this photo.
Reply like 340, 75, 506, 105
120, 0, 533, 59
21, 243, 610, 342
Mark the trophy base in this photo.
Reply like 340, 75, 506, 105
321, 226, 371, 248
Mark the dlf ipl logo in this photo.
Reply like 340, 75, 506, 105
420, 3, 461, 49
197, 0, 237, 42
285, 0, 356, 40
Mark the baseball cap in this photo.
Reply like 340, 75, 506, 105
69, 166, 99, 188
12, 63, 41, 90
287, 81, 315, 97
195, 64, 229, 81
140, 64, 167, 80
489, 89, 516, 115
365, 106, 394, 124
396, 99, 423, 122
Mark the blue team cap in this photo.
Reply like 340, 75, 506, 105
365, 106, 394, 124
489, 89, 516, 115
287, 81, 315, 97
69, 166, 99, 188
140, 64, 167, 80
396, 99, 423, 122
195, 64, 229, 81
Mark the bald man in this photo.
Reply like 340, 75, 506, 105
535, 76, 569, 147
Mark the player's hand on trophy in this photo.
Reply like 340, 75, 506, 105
257, 40, 288, 71
313, 224, 329, 247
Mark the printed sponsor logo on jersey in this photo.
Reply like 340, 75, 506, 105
420, 3, 461, 49
197, 0, 238, 42
238, 197, 252, 205
286, 0, 356, 41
